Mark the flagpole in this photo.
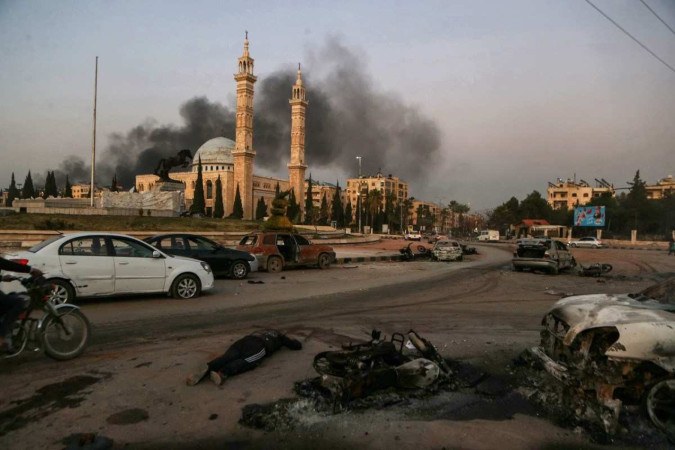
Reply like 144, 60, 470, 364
90, 56, 98, 207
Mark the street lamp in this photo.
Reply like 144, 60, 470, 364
356, 156, 362, 234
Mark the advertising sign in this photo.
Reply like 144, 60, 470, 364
574, 206, 605, 227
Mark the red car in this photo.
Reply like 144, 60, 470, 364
237, 232, 336, 273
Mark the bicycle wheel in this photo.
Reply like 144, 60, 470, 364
41, 309, 91, 361
3, 323, 28, 359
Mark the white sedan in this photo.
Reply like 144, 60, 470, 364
4, 232, 215, 303
568, 236, 603, 248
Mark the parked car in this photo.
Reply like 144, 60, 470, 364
144, 233, 257, 279
512, 238, 576, 274
4, 232, 215, 303
404, 230, 422, 241
568, 236, 603, 248
431, 239, 463, 262
530, 277, 674, 435
237, 232, 336, 273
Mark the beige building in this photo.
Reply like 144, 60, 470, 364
136, 35, 306, 219
547, 178, 615, 210
344, 172, 409, 223
646, 175, 675, 200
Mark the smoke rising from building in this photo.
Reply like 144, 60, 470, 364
57, 38, 441, 189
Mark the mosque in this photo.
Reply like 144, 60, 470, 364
135, 35, 309, 219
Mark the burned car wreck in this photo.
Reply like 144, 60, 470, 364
529, 276, 675, 438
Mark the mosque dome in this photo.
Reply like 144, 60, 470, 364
192, 137, 235, 171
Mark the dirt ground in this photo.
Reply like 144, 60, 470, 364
0, 243, 673, 449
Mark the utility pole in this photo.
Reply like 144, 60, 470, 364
90, 56, 98, 208
356, 156, 362, 234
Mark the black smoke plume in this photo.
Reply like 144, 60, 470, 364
58, 37, 440, 188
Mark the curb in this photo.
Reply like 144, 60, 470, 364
336, 255, 403, 264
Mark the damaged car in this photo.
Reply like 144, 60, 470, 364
431, 239, 463, 262
512, 238, 576, 274
530, 276, 675, 437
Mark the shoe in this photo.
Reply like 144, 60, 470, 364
209, 371, 224, 386
185, 364, 209, 386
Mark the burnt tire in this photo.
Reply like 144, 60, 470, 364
230, 261, 249, 280
318, 253, 332, 270
48, 279, 75, 305
646, 379, 675, 436
171, 273, 201, 299
267, 256, 283, 273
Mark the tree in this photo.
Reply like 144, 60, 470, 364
7, 172, 19, 206
275, 182, 280, 197
366, 189, 383, 228
231, 184, 244, 219
519, 191, 551, 221
304, 174, 314, 225
42, 172, 52, 199
110, 173, 118, 192
48, 171, 59, 197
344, 199, 353, 227
64, 175, 73, 198
213, 175, 224, 218
190, 156, 205, 215
384, 192, 397, 231
21, 171, 35, 199
286, 189, 300, 223
255, 196, 267, 220
319, 192, 329, 226
331, 184, 345, 228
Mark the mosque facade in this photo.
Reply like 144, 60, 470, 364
135, 36, 307, 219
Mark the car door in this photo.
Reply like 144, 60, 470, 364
186, 236, 228, 276
276, 234, 298, 264
555, 240, 571, 268
292, 234, 315, 264
153, 235, 190, 258
58, 236, 114, 295
109, 237, 166, 293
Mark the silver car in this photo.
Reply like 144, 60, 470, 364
568, 236, 603, 248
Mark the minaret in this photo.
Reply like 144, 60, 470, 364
232, 32, 257, 219
288, 63, 308, 218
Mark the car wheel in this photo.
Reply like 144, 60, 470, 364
318, 253, 332, 270
570, 243, 577, 248
267, 256, 283, 273
230, 261, 249, 280
171, 273, 201, 299
645, 379, 675, 435
549, 265, 559, 275
48, 279, 75, 305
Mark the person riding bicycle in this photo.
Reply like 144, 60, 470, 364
186, 329, 302, 386
0, 256, 42, 352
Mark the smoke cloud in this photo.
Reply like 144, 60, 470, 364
58, 37, 441, 189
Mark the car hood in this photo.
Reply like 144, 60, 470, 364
548, 293, 675, 372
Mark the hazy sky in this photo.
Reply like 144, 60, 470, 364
1, 0, 674, 211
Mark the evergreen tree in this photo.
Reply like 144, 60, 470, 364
255, 196, 267, 220
213, 175, 224, 218
190, 156, 205, 215
331, 183, 344, 228
110, 173, 118, 192
7, 172, 19, 206
275, 182, 280, 197
48, 171, 59, 197
42, 172, 51, 199
286, 189, 300, 223
319, 192, 329, 226
231, 184, 244, 219
345, 199, 353, 226
64, 175, 73, 198
21, 171, 35, 199
304, 174, 314, 225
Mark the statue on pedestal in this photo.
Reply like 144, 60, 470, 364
154, 149, 192, 182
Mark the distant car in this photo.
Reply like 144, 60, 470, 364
144, 233, 258, 279
568, 236, 603, 248
237, 232, 336, 273
431, 239, 463, 262
405, 231, 422, 241
512, 238, 576, 274
4, 232, 215, 303
531, 277, 675, 435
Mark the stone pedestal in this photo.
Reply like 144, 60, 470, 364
631, 229, 637, 244
155, 181, 185, 192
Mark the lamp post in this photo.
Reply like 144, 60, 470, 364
356, 156, 362, 234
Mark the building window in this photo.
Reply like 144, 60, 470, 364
206, 180, 213, 199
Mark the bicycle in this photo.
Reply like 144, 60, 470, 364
2, 275, 91, 360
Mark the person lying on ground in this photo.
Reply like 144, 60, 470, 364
186, 329, 303, 386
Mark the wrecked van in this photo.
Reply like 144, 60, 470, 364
531, 277, 675, 436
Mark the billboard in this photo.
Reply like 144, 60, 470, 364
574, 206, 605, 227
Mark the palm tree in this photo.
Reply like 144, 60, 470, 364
367, 189, 383, 228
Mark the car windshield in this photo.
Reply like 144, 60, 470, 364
28, 235, 65, 252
